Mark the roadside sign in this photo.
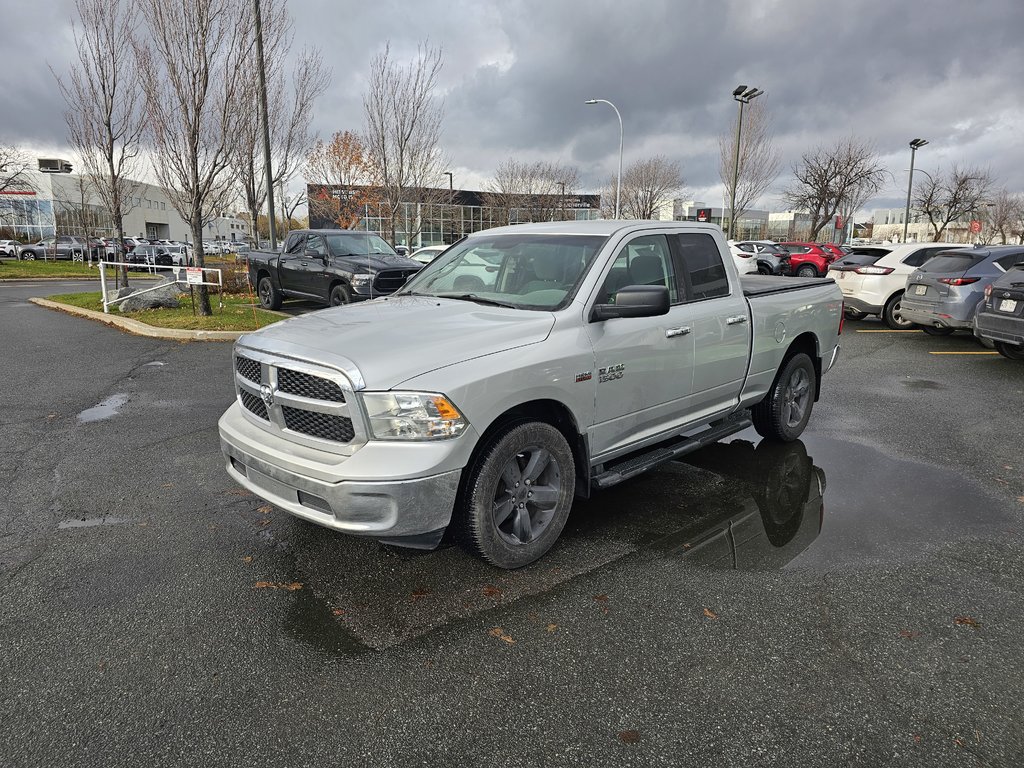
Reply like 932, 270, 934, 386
186, 267, 204, 284
835, 215, 844, 229
696, 208, 712, 222
969, 220, 982, 234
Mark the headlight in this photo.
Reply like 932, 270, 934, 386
360, 391, 468, 440
350, 274, 373, 288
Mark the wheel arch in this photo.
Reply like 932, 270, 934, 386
782, 332, 823, 402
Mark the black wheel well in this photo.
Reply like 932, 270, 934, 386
782, 332, 822, 402
470, 400, 590, 499
256, 269, 272, 285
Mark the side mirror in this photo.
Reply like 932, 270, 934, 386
591, 285, 670, 321
304, 248, 320, 259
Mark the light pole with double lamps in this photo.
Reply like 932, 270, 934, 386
728, 85, 764, 240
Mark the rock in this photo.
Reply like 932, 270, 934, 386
118, 275, 186, 312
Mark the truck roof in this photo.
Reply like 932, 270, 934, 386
469, 219, 721, 238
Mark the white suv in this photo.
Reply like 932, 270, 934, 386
829, 242, 969, 328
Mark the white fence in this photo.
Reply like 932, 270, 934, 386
98, 262, 224, 313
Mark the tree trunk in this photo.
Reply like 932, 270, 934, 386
192, 212, 212, 316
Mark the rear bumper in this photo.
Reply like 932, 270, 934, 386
974, 309, 1024, 345
841, 296, 883, 315
898, 298, 974, 329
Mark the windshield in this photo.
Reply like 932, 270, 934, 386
325, 233, 397, 257
398, 233, 608, 310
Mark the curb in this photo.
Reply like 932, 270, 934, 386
29, 297, 248, 342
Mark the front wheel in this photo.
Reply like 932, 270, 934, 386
995, 341, 1024, 360
257, 276, 282, 310
796, 264, 818, 278
752, 353, 817, 442
21, 251, 36, 261
329, 284, 352, 305
457, 422, 575, 569
882, 293, 915, 330
921, 325, 954, 336
72, 251, 84, 262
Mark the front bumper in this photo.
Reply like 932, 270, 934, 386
218, 404, 464, 548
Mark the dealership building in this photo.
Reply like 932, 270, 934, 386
0, 159, 250, 246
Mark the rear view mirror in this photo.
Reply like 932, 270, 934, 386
591, 285, 670, 321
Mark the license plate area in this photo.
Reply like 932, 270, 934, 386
914, 284, 927, 296
999, 298, 1018, 312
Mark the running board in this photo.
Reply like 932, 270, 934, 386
590, 412, 752, 490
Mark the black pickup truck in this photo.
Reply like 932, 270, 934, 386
247, 229, 423, 309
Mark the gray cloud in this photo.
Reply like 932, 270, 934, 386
3, 0, 1022, 215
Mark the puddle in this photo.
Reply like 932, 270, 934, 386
58, 516, 128, 529
76, 394, 129, 423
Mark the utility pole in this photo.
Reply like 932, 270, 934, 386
254, 0, 276, 250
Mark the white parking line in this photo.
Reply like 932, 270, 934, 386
928, 351, 999, 355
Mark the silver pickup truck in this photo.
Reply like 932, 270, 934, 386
219, 221, 843, 567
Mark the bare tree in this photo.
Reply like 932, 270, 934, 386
981, 188, 1020, 244
833, 177, 879, 244
783, 138, 887, 241
55, 0, 143, 286
603, 156, 684, 220
0, 144, 35, 193
482, 159, 580, 224
305, 130, 382, 229
226, 0, 328, 246
719, 100, 780, 235
362, 42, 448, 248
135, 0, 251, 315
913, 165, 995, 242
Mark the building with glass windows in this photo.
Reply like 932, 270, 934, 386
307, 184, 602, 250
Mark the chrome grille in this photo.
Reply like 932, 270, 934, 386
277, 368, 346, 402
373, 268, 419, 293
240, 390, 269, 420
235, 355, 261, 383
282, 406, 354, 442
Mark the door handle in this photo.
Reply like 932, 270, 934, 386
665, 326, 692, 338
726, 315, 748, 325
299, 261, 308, 266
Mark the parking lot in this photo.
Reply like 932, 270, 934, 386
2, 278, 1023, 767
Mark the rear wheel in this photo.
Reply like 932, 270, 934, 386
457, 422, 575, 569
752, 353, 816, 442
994, 341, 1024, 360
257, 276, 281, 310
796, 264, 818, 278
921, 325, 954, 336
72, 251, 84, 262
21, 251, 36, 261
882, 292, 914, 330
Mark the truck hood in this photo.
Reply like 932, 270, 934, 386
336, 254, 423, 271
238, 296, 555, 389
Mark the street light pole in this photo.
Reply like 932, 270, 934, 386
903, 138, 928, 244
559, 181, 566, 221
254, 0, 276, 250
728, 85, 764, 240
585, 99, 623, 219
443, 171, 453, 243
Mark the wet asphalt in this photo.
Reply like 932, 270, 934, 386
2, 280, 1023, 767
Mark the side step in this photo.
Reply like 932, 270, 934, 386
590, 411, 753, 490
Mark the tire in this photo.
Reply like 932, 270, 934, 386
882, 292, 915, 330
976, 335, 995, 349
920, 325, 954, 336
757, 264, 772, 275
796, 265, 818, 278
72, 251, 84, 263
994, 341, 1024, 360
751, 440, 811, 546
329, 284, 352, 306
257, 276, 282, 310
752, 352, 816, 442
22, 251, 36, 261
844, 309, 869, 320
457, 422, 575, 569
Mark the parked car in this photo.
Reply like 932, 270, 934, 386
248, 229, 424, 309
394, 245, 409, 256
777, 242, 839, 278
730, 240, 791, 275
972, 257, 1024, 359
17, 235, 88, 261
128, 244, 173, 267
828, 243, 964, 327
163, 244, 192, 266
219, 220, 843, 567
900, 245, 1024, 336
409, 245, 449, 264
726, 240, 760, 275
0, 240, 20, 257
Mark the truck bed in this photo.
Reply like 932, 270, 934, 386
741, 274, 834, 298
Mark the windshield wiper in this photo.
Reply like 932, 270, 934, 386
439, 293, 518, 308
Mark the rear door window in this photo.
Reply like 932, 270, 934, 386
673, 233, 730, 301
902, 247, 950, 268
918, 253, 983, 273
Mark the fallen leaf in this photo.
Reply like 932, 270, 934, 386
913, 735, 922, 744
160, 483, 174, 488
703, 608, 718, 620
682, 543, 691, 549
1017, 496, 1024, 505
953, 737, 965, 748
593, 594, 609, 614
482, 585, 502, 599
254, 581, 302, 591
241, 556, 253, 563
488, 627, 515, 645
546, 623, 558, 633
953, 616, 982, 628
257, 504, 273, 515
411, 588, 430, 600
331, 609, 345, 616
898, 630, 920, 640
257, 519, 271, 527
618, 730, 641, 744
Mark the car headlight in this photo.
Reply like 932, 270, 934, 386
350, 274, 373, 289
360, 391, 468, 440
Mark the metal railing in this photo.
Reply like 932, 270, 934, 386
98, 261, 223, 313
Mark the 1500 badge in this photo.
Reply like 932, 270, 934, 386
598, 363, 625, 383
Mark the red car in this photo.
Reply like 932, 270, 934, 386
779, 242, 841, 278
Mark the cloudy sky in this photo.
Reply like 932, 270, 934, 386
3, 0, 1024, 215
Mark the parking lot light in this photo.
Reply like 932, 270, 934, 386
585, 99, 623, 219
728, 85, 764, 239
904, 138, 928, 244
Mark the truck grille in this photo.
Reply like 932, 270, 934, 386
282, 407, 355, 442
233, 352, 358, 449
277, 368, 346, 402
373, 268, 419, 293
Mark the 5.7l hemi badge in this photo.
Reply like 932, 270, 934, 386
575, 371, 592, 383
598, 363, 625, 383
